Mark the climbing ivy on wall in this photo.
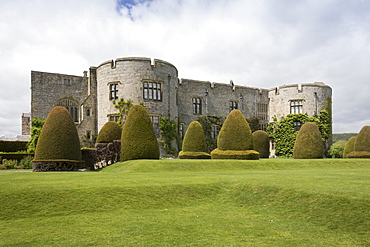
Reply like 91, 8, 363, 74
197, 115, 223, 153
27, 117, 45, 153
159, 117, 179, 155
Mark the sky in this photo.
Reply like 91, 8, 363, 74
0, 0, 369, 136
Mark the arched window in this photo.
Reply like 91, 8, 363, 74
57, 99, 79, 122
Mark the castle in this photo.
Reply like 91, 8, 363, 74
29, 57, 332, 154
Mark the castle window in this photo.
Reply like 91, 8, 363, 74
257, 103, 268, 121
290, 100, 303, 114
57, 99, 79, 122
293, 121, 302, 132
143, 81, 161, 101
63, 78, 71, 85
109, 114, 120, 122
87, 108, 91, 116
192, 97, 202, 115
179, 123, 184, 139
109, 83, 119, 100
86, 130, 91, 140
211, 125, 220, 139
229, 101, 238, 112
150, 115, 160, 136
259, 123, 267, 132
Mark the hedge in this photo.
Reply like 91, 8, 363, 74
33, 106, 82, 162
120, 105, 160, 161
343, 136, 357, 158
293, 122, 324, 159
0, 153, 33, 162
96, 121, 122, 143
0, 141, 28, 152
179, 121, 210, 159
252, 130, 270, 158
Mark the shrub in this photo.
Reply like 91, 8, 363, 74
2, 159, 18, 169
27, 117, 45, 153
33, 106, 82, 171
120, 105, 160, 161
179, 121, 210, 159
0, 141, 28, 152
328, 140, 346, 158
347, 126, 370, 158
96, 121, 122, 143
293, 122, 324, 159
252, 130, 270, 158
19, 155, 33, 169
342, 136, 357, 158
353, 126, 370, 152
211, 109, 259, 160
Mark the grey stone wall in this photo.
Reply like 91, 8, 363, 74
96, 57, 179, 132
268, 82, 332, 121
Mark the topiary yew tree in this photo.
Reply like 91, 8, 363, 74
293, 122, 324, 159
347, 126, 370, 158
179, 121, 210, 159
120, 105, 160, 161
211, 109, 259, 160
253, 130, 270, 158
343, 136, 357, 158
33, 106, 82, 171
96, 121, 122, 143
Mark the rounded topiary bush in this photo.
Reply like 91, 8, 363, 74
211, 109, 259, 160
120, 105, 160, 161
179, 121, 210, 159
33, 106, 82, 171
96, 121, 122, 143
253, 130, 270, 158
347, 126, 370, 158
293, 122, 324, 159
342, 136, 356, 158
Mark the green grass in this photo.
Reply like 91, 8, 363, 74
0, 159, 369, 246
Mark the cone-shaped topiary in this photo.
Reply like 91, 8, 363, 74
343, 136, 357, 158
347, 126, 370, 158
211, 109, 259, 159
120, 105, 160, 161
179, 121, 210, 159
33, 106, 82, 171
293, 122, 324, 159
96, 121, 122, 143
253, 130, 270, 158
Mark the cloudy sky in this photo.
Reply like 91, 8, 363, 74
0, 0, 369, 136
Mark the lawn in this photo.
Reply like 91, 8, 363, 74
0, 159, 369, 246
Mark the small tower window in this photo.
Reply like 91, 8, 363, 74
109, 83, 119, 100
192, 97, 202, 115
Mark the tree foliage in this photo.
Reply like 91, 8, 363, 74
293, 122, 324, 159
159, 117, 178, 155
253, 130, 270, 158
328, 140, 346, 158
342, 136, 356, 158
111, 98, 133, 125
196, 115, 223, 153
96, 121, 122, 143
267, 110, 331, 157
27, 117, 45, 153
178, 121, 210, 159
120, 105, 160, 161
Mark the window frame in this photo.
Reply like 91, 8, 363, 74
290, 100, 303, 114
143, 81, 162, 101
192, 97, 202, 115
56, 98, 79, 123
229, 101, 238, 112
109, 83, 119, 101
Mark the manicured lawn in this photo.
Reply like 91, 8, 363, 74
0, 159, 369, 246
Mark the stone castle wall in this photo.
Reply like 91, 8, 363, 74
268, 82, 332, 121
178, 79, 269, 131
96, 57, 178, 132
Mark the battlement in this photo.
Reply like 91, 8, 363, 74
269, 82, 331, 94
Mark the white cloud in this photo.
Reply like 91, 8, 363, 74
1, 0, 370, 135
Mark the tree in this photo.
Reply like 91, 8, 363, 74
342, 136, 356, 158
27, 117, 45, 153
111, 98, 133, 125
347, 126, 370, 158
293, 122, 324, 159
120, 105, 160, 161
179, 121, 210, 159
328, 140, 346, 158
96, 121, 122, 143
211, 109, 259, 160
33, 106, 81, 171
253, 130, 270, 158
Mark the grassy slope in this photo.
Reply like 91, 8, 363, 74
0, 159, 369, 246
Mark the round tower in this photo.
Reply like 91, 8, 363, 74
96, 57, 179, 132
268, 82, 332, 122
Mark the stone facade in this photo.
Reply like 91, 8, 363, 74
30, 57, 332, 155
